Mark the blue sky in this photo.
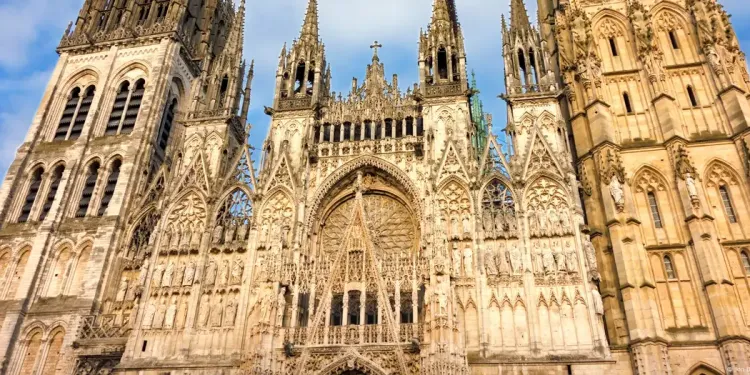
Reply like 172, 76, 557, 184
0, 0, 748, 180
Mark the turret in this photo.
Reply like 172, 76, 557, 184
418, 0, 468, 97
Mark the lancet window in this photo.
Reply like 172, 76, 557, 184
481, 179, 516, 238
76, 162, 101, 217
664, 255, 677, 279
55, 86, 95, 141
213, 189, 253, 245
158, 97, 177, 152
39, 165, 64, 221
17, 167, 44, 223
106, 79, 145, 135
97, 159, 121, 216
742, 250, 750, 274
719, 186, 738, 224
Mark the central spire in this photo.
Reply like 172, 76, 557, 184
299, 0, 319, 44
430, 0, 458, 31
509, 0, 532, 32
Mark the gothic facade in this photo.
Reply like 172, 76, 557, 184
0, 0, 747, 374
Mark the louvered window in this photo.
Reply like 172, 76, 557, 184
55, 88, 81, 140
76, 163, 100, 218
136, 0, 152, 25
69, 86, 95, 140
158, 98, 177, 152
98, 160, 121, 216
39, 166, 64, 221
106, 80, 145, 135
18, 168, 44, 223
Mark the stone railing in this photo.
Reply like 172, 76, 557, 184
284, 323, 422, 347
315, 136, 424, 159
77, 314, 131, 340
424, 83, 464, 98
277, 96, 313, 111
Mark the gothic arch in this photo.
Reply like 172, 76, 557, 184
305, 156, 422, 231
591, 10, 630, 36
110, 61, 151, 85
686, 362, 724, 375
316, 352, 388, 375
60, 67, 101, 93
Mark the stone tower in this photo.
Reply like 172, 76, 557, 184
0, 0, 254, 373
550, 0, 750, 373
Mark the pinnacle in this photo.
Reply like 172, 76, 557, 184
299, 0, 319, 43
430, 0, 459, 29
510, 0, 532, 31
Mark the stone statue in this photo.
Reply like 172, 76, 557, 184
609, 177, 624, 210
180, 228, 191, 248
533, 243, 544, 276
510, 246, 523, 274
176, 301, 188, 329
190, 229, 202, 249
224, 225, 237, 244
685, 173, 699, 199
154, 303, 166, 329
170, 229, 180, 249
542, 244, 555, 274
450, 216, 460, 239
436, 278, 448, 315
260, 223, 269, 247
554, 243, 567, 272
497, 246, 510, 275
138, 258, 150, 287
126, 280, 138, 301
205, 260, 217, 286
592, 289, 604, 315
152, 262, 165, 288
463, 246, 473, 277
494, 211, 504, 234
183, 261, 196, 286
484, 246, 498, 276
219, 260, 229, 286
198, 295, 210, 327
548, 208, 561, 236
452, 243, 462, 276
143, 302, 156, 328
174, 262, 185, 287
505, 210, 517, 234
277, 287, 287, 320
281, 226, 290, 248
162, 262, 175, 287
212, 225, 224, 244
164, 298, 177, 329
559, 209, 571, 234
260, 288, 275, 322
236, 224, 249, 242
224, 298, 237, 326
482, 210, 494, 236
231, 258, 244, 285
528, 209, 539, 236
116, 277, 128, 302
211, 298, 224, 327
583, 236, 599, 278
565, 241, 578, 273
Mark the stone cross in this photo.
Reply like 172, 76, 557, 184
370, 41, 383, 57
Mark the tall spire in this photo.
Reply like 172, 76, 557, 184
299, 0, 319, 44
430, 0, 459, 33
509, 0, 532, 31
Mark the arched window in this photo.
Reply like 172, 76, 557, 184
39, 165, 65, 221
322, 123, 331, 142
528, 47, 538, 85
437, 47, 448, 80
155, 2, 169, 22
55, 86, 95, 141
365, 293, 378, 325
18, 167, 44, 223
97, 159, 121, 216
297, 292, 310, 327
136, 0, 152, 25
405, 117, 414, 136
313, 125, 321, 144
333, 124, 341, 142
517, 49, 527, 83
741, 250, 750, 274
41, 329, 65, 374
6, 249, 30, 299
47, 247, 72, 296
158, 98, 177, 152
400, 291, 414, 324
384, 118, 393, 138
664, 255, 677, 279
719, 186, 738, 223
668, 30, 679, 49
330, 294, 343, 326
218, 75, 229, 108
347, 290, 361, 325
76, 162, 100, 217
623, 92, 633, 113
647, 192, 663, 228
106, 79, 145, 135
687, 86, 698, 107
343, 122, 352, 141
18, 330, 43, 374
609, 37, 619, 56
294, 61, 306, 94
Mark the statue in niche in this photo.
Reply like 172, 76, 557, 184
482, 209, 494, 236
143, 302, 156, 328
154, 302, 166, 329
176, 301, 188, 329
436, 278, 449, 315
205, 260, 217, 286
219, 260, 229, 286
165, 297, 177, 329
548, 208, 561, 236
494, 210, 504, 234
225, 298, 237, 326
609, 176, 625, 211
224, 225, 237, 244
148, 227, 158, 246
180, 228, 191, 248
174, 262, 185, 287
450, 216, 460, 239
592, 289, 604, 315
463, 246, 473, 277
685, 173, 699, 200
497, 245, 510, 275
559, 209, 571, 234
533, 243, 544, 276
462, 214, 472, 236
542, 244, 555, 274
484, 246, 498, 276
538, 210, 549, 236
116, 277, 128, 302
260, 287, 275, 322
270, 223, 281, 249
183, 261, 196, 286
510, 245, 523, 274
126, 279, 138, 301
276, 287, 287, 320
528, 209, 539, 236
198, 294, 210, 327
211, 298, 224, 327
565, 241, 578, 273
190, 228, 202, 249
160, 231, 171, 250
212, 225, 224, 244
236, 224, 249, 242
152, 262, 165, 288
138, 258, 150, 287
281, 226, 290, 248
554, 243, 567, 272
170, 229, 180, 249
231, 258, 244, 285
162, 262, 175, 287
451, 243, 462, 276
583, 235, 599, 279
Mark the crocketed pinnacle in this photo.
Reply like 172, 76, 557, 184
299, 0, 319, 44
509, 0, 532, 32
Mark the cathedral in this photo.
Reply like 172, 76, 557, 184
0, 0, 749, 373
